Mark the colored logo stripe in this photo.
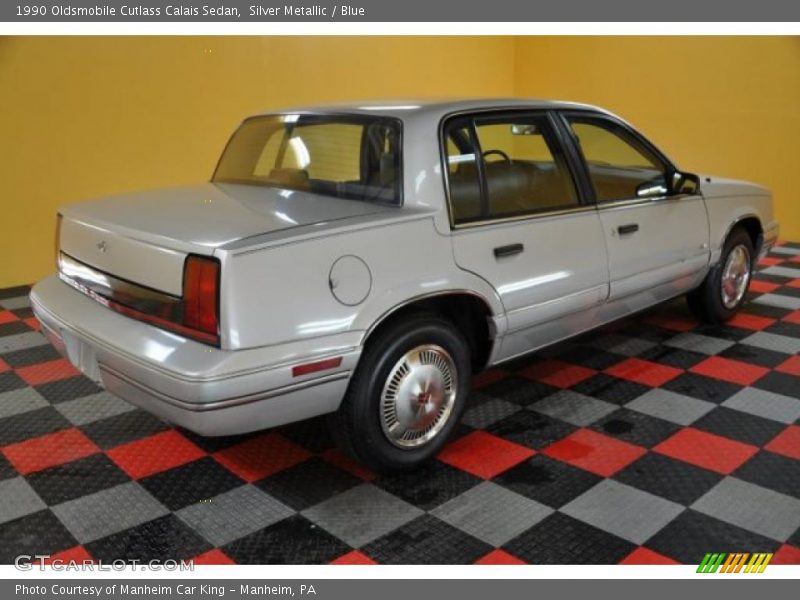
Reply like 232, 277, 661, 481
696, 552, 773, 573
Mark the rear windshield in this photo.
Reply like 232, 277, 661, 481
213, 114, 402, 205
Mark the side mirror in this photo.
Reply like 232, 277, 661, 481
670, 171, 701, 195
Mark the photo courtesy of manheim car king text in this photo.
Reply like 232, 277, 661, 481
0, 1, 799, 597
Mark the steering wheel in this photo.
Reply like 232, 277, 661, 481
482, 149, 511, 162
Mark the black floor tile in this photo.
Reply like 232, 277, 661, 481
486, 410, 576, 450
645, 509, 780, 565
591, 408, 681, 448
223, 515, 350, 564
638, 346, 707, 370
256, 457, 362, 511
734, 451, 800, 499
493, 454, 602, 509
363, 515, 491, 564
35, 376, 103, 405
719, 343, 792, 368
753, 371, 800, 399
26, 453, 131, 505
503, 512, 636, 564
80, 410, 170, 450
0, 510, 77, 563
662, 372, 743, 403
0, 406, 71, 446
480, 376, 559, 406
693, 407, 785, 447
614, 453, 722, 506
571, 374, 650, 405
87, 514, 211, 562
374, 461, 481, 511
140, 457, 245, 511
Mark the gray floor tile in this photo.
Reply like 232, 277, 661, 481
0, 387, 49, 420
760, 266, 800, 279
752, 294, 800, 310
0, 477, 46, 524
302, 483, 422, 547
431, 481, 552, 546
627, 388, 715, 426
692, 477, 800, 542
531, 390, 617, 427
722, 388, 800, 424
0, 296, 31, 310
51, 481, 168, 543
177, 485, 294, 546
0, 331, 48, 354
55, 391, 135, 426
664, 332, 734, 355
561, 479, 684, 544
740, 332, 800, 355
770, 246, 800, 256
611, 337, 659, 357
462, 398, 521, 429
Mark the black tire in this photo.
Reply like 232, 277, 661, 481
329, 312, 471, 473
687, 227, 754, 324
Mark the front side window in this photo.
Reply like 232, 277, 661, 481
444, 113, 579, 224
214, 114, 401, 204
565, 116, 670, 201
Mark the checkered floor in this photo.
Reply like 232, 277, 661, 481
1, 245, 800, 566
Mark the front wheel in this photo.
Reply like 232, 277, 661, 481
329, 313, 471, 473
687, 227, 754, 323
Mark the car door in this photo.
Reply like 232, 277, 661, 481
443, 110, 610, 361
560, 112, 710, 302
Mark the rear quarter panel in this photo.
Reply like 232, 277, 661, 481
217, 216, 504, 350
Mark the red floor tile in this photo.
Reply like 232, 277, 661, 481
758, 256, 783, 267
689, 356, 769, 386
727, 312, 776, 331
24, 317, 41, 331
644, 313, 697, 332
748, 280, 781, 294
0, 310, 18, 325
438, 431, 535, 479
542, 428, 646, 477
107, 430, 206, 479
620, 547, 680, 565
788, 278, 800, 288
321, 447, 376, 481
213, 432, 312, 482
771, 544, 800, 565
654, 428, 758, 474
784, 311, 800, 325
330, 550, 378, 565
2, 428, 99, 475
16, 358, 79, 386
45, 545, 94, 565
520, 359, 596, 389
192, 549, 236, 565
475, 549, 526, 565
775, 355, 800, 377
605, 358, 683, 387
472, 368, 510, 389
0, 358, 9, 374
764, 425, 800, 460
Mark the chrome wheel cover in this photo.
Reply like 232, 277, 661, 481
721, 244, 751, 310
380, 344, 457, 449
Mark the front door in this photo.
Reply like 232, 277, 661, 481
561, 113, 709, 302
443, 110, 610, 361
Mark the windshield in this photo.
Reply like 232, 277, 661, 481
213, 114, 402, 205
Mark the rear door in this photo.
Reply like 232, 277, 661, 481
560, 112, 709, 301
444, 110, 610, 361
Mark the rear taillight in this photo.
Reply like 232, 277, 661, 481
182, 255, 220, 345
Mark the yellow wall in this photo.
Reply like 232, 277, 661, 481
515, 36, 800, 240
0, 36, 515, 287
1, 36, 798, 287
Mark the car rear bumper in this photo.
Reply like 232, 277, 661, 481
30, 275, 359, 436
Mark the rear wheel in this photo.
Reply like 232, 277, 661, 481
687, 227, 754, 323
329, 313, 471, 473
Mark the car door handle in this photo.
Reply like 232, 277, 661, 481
617, 223, 639, 235
494, 243, 524, 258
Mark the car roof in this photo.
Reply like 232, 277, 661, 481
248, 98, 610, 123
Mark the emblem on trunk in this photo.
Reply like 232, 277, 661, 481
97, 241, 108, 253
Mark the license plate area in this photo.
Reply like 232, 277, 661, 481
61, 330, 102, 384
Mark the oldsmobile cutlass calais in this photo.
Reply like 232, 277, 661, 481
31, 99, 779, 471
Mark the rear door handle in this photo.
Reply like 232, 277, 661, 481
494, 243, 524, 258
617, 223, 639, 235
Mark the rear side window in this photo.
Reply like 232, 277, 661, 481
214, 114, 402, 205
565, 116, 670, 201
443, 113, 579, 225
